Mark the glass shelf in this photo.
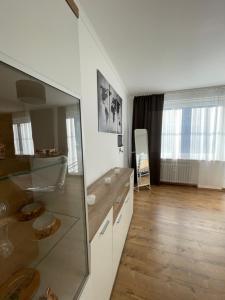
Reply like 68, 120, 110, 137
0, 61, 88, 300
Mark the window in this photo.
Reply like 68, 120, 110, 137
190, 106, 225, 160
66, 117, 78, 174
13, 122, 34, 155
161, 109, 182, 159
161, 103, 225, 161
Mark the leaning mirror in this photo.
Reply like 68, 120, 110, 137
134, 129, 151, 190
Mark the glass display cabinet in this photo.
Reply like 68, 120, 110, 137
0, 61, 89, 300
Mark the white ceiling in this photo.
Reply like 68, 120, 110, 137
80, 0, 225, 96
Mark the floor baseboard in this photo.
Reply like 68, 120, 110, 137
160, 181, 225, 192
160, 181, 197, 188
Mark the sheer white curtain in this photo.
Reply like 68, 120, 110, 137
12, 112, 34, 155
66, 117, 78, 174
161, 109, 182, 159
190, 105, 225, 161
161, 86, 225, 188
66, 104, 83, 175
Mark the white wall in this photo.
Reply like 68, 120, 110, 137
0, 0, 81, 97
78, 5, 129, 185
0, 0, 130, 186
198, 161, 225, 189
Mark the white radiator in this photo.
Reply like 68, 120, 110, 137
160, 159, 199, 185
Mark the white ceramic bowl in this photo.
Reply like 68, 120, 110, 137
104, 177, 111, 184
87, 194, 96, 206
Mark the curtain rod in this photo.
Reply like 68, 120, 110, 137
165, 84, 225, 95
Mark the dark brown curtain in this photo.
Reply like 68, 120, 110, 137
131, 94, 164, 185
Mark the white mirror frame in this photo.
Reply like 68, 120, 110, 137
134, 129, 151, 191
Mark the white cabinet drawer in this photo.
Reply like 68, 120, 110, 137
80, 171, 134, 300
124, 193, 132, 234
112, 208, 126, 280
130, 172, 134, 216
112, 192, 132, 280
90, 209, 113, 300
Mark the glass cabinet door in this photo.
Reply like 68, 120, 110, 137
0, 61, 89, 300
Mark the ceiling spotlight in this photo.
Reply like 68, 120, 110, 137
16, 80, 46, 105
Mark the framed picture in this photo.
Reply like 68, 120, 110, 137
117, 95, 122, 134
97, 70, 122, 134
109, 85, 118, 133
97, 70, 110, 132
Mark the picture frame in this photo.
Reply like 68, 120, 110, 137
97, 70, 122, 134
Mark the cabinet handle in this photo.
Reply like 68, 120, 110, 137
100, 220, 110, 235
117, 214, 122, 224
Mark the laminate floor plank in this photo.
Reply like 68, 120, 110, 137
111, 185, 225, 300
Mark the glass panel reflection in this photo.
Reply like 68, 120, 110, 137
0, 61, 88, 300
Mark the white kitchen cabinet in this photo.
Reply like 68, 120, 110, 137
130, 172, 134, 216
78, 276, 92, 300
112, 191, 133, 281
112, 202, 127, 280
79, 171, 134, 300
90, 209, 113, 300
125, 191, 133, 232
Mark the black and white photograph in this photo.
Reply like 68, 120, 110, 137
117, 95, 122, 134
97, 70, 123, 134
97, 70, 110, 132
109, 85, 118, 133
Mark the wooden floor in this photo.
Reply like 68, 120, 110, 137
111, 185, 225, 300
